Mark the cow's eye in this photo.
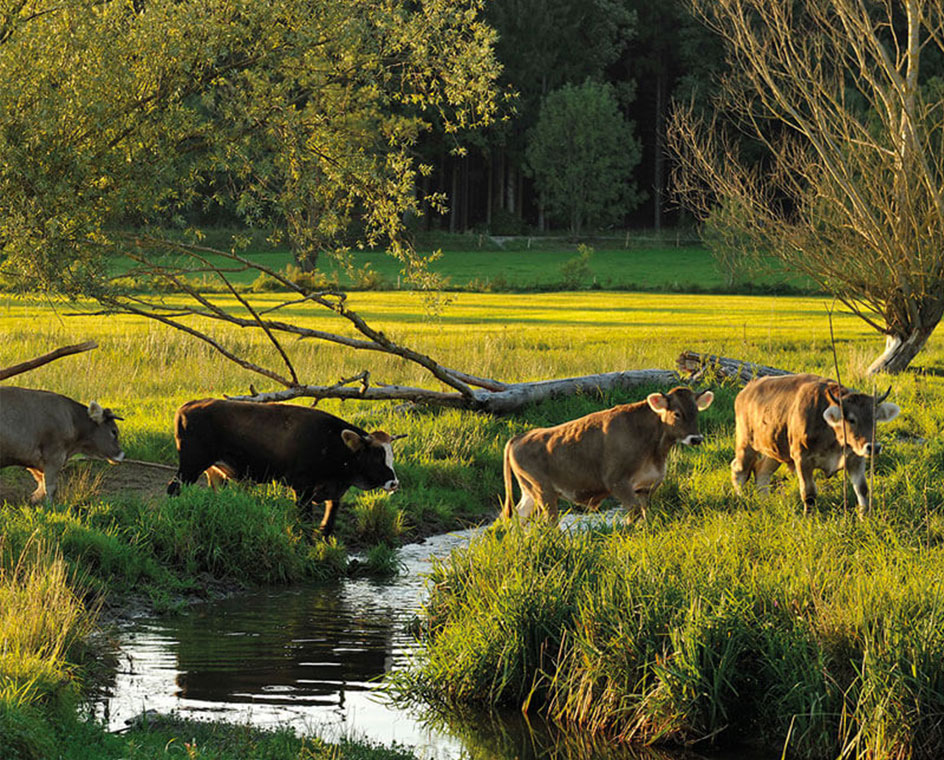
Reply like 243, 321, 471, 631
847, 415, 856, 425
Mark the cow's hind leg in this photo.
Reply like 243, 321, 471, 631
515, 493, 537, 522
731, 445, 757, 495
754, 456, 781, 496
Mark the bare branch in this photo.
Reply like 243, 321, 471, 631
0, 340, 98, 381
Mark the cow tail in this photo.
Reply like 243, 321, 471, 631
502, 436, 517, 520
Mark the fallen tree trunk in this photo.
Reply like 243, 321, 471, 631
227, 369, 682, 414
0, 341, 98, 381
677, 350, 793, 384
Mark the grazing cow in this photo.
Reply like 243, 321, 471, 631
502, 387, 714, 522
731, 374, 900, 515
166, 398, 402, 537
0, 386, 125, 503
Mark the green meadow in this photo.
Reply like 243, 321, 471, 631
113, 231, 808, 292
2, 251, 943, 759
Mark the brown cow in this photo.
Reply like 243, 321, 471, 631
731, 374, 900, 515
0, 386, 125, 503
502, 387, 714, 522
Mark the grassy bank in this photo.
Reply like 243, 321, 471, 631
398, 506, 944, 759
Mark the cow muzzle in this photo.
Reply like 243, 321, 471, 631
680, 435, 704, 446
108, 451, 126, 464
861, 442, 882, 457
382, 479, 399, 492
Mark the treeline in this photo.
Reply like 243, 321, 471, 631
415, 0, 724, 235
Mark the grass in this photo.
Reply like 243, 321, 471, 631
2, 247, 943, 758
105, 227, 811, 292
0, 534, 95, 760
396, 509, 944, 759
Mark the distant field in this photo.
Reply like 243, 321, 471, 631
113, 231, 811, 292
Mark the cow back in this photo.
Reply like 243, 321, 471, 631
174, 399, 372, 488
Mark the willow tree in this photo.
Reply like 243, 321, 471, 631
0, 0, 500, 292
670, 0, 944, 374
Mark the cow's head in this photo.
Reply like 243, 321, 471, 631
647, 387, 714, 445
823, 385, 899, 457
341, 429, 403, 492
84, 401, 125, 463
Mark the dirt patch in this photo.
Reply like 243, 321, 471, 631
0, 458, 178, 505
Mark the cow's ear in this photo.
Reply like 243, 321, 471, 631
876, 402, 900, 423
341, 429, 366, 452
647, 393, 669, 413
823, 405, 843, 426
87, 401, 105, 424
695, 390, 714, 411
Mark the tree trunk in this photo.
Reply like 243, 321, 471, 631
449, 155, 459, 233
486, 154, 493, 231
653, 63, 666, 232
229, 369, 683, 415
867, 327, 937, 374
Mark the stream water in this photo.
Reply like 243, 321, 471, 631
97, 517, 762, 760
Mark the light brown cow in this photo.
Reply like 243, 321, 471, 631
731, 374, 900, 515
0, 386, 125, 503
502, 387, 714, 522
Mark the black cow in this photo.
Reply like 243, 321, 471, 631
166, 398, 401, 537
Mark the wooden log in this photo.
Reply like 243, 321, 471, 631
0, 340, 98, 381
227, 369, 682, 415
469, 369, 682, 414
677, 350, 793, 384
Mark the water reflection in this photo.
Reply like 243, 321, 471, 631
422, 709, 714, 760
101, 528, 478, 754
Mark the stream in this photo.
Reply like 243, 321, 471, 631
97, 516, 763, 760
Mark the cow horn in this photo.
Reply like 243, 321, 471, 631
390, 433, 408, 442
876, 386, 892, 404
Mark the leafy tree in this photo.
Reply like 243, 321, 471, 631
526, 81, 642, 236
670, 0, 944, 374
0, 0, 501, 291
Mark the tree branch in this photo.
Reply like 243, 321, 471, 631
0, 340, 98, 381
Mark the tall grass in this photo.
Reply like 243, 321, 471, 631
397, 509, 944, 759
0, 534, 96, 760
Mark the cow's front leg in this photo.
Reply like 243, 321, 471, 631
26, 467, 48, 504
610, 481, 645, 523
795, 456, 817, 515
845, 455, 870, 517
319, 500, 340, 537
